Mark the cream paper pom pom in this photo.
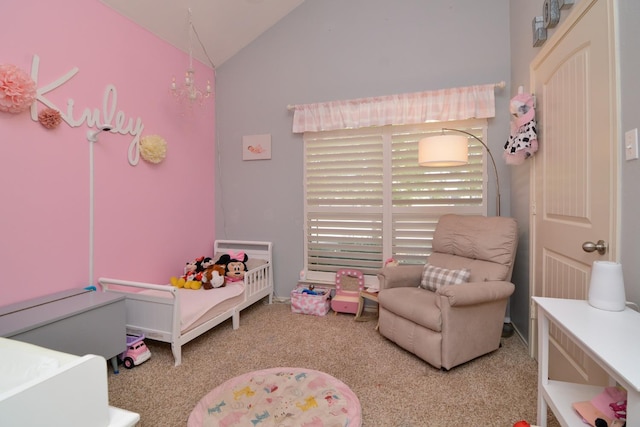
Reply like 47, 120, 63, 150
140, 135, 167, 164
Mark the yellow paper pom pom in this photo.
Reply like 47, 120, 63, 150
140, 135, 167, 164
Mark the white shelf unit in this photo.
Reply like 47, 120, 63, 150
533, 297, 640, 426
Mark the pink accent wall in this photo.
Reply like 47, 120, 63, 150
0, 0, 216, 305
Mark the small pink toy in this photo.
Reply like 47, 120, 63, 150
120, 334, 151, 369
385, 258, 399, 267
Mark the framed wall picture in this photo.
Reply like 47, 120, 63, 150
242, 134, 271, 160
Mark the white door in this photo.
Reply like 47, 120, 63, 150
530, 0, 619, 385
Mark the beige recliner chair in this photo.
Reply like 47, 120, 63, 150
377, 214, 518, 370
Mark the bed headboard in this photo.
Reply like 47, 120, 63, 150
213, 240, 273, 265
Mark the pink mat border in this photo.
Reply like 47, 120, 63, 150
188, 366, 362, 427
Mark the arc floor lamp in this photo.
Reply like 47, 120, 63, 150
419, 127, 510, 334
418, 128, 501, 216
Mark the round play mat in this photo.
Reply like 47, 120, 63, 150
188, 367, 362, 427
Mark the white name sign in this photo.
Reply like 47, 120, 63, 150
29, 55, 145, 166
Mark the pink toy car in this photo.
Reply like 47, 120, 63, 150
120, 334, 151, 369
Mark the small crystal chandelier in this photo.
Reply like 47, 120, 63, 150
170, 8, 212, 106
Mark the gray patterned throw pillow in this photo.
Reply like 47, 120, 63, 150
419, 264, 470, 291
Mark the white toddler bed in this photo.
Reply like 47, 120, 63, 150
99, 240, 273, 366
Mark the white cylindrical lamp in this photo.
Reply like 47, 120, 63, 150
588, 261, 626, 311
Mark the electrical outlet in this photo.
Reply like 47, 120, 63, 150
625, 128, 638, 161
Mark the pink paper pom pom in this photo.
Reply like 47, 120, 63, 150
38, 108, 62, 129
0, 64, 37, 114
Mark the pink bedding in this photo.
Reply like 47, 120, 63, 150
140, 283, 244, 331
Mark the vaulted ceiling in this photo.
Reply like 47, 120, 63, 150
100, 0, 305, 68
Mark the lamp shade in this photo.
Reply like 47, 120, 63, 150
588, 261, 626, 311
419, 135, 468, 167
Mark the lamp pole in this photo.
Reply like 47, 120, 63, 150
442, 128, 501, 216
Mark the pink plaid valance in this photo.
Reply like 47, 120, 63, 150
291, 83, 496, 133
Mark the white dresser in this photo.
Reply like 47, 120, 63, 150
533, 297, 640, 426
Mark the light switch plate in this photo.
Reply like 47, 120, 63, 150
625, 128, 638, 161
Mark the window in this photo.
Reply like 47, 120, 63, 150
303, 119, 488, 284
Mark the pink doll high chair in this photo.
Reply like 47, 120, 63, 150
331, 269, 365, 315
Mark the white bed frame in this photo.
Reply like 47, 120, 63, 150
99, 240, 273, 366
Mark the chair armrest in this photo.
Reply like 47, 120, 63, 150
436, 281, 514, 307
377, 265, 423, 290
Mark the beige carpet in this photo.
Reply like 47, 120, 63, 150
107, 300, 560, 426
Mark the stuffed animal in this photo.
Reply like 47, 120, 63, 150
199, 257, 214, 270
216, 250, 248, 283
385, 257, 399, 267
170, 276, 202, 290
202, 264, 226, 290
170, 256, 211, 290
504, 92, 538, 165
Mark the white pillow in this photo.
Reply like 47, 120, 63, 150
419, 264, 470, 291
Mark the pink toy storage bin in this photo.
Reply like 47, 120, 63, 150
290, 286, 331, 316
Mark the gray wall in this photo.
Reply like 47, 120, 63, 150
509, 0, 640, 344
216, 0, 511, 299
618, 1, 640, 307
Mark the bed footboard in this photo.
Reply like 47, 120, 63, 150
98, 278, 181, 345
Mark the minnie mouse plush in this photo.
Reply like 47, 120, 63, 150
216, 250, 248, 283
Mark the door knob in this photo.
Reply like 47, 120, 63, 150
582, 240, 607, 255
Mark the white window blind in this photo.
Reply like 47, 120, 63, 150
303, 120, 488, 283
